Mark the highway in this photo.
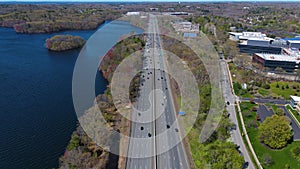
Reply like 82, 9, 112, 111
126, 15, 189, 169
220, 58, 255, 169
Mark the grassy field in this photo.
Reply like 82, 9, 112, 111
233, 82, 254, 98
240, 102, 300, 169
242, 81, 300, 99
235, 105, 259, 169
258, 88, 269, 97
229, 63, 300, 99
270, 82, 300, 100
271, 105, 278, 113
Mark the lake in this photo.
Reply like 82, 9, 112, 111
0, 21, 143, 169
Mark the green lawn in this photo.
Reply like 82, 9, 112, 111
258, 88, 269, 97
233, 82, 254, 98
247, 128, 300, 169
270, 82, 300, 100
240, 102, 300, 169
286, 105, 300, 124
240, 102, 258, 127
271, 105, 278, 113
235, 105, 259, 169
229, 62, 300, 99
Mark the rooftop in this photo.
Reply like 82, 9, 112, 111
291, 95, 300, 102
288, 40, 300, 44
183, 32, 197, 38
229, 31, 268, 38
255, 53, 300, 63
283, 48, 300, 57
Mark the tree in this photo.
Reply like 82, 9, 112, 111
296, 69, 300, 81
286, 84, 289, 89
275, 108, 285, 116
275, 67, 286, 74
234, 54, 251, 68
217, 117, 234, 141
223, 40, 239, 60
291, 146, 300, 162
67, 134, 80, 150
258, 115, 293, 149
284, 164, 290, 169
247, 119, 258, 128
204, 141, 244, 169
243, 110, 252, 118
262, 153, 273, 166
263, 83, 271, 89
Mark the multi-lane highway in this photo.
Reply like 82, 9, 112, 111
126, 15, 189, 169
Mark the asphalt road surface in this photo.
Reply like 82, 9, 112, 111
126, 15, 189, 169
240, 97, 288, 105
220, 58, 255, 169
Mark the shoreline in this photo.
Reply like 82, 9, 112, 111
58, 33, 145, 169
0, 20, 106, 34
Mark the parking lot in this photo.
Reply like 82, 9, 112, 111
257, 104, 300, 140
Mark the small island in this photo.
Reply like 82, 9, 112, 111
45, 35, 86, 52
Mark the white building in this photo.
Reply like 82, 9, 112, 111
290, 95, 300, 108
252, 53, 300, 72
126, 12, 140, 16
229, 32, 268, 41
229, 31, 289, 54
287, 40, 300, 49
282, 48, 300, 57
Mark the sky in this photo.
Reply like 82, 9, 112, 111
0, 0, 299, 2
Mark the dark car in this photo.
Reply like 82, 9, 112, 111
230, 124, 237, 130
242, 162, 249, 169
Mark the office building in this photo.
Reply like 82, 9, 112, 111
252, 53, 300, 72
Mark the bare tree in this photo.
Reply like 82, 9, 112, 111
234, 54, 251, 68
296, 69, 300, 81
223, 40, 239, 60
275, 67, 285, 74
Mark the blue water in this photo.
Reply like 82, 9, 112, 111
0, 21, 143, 169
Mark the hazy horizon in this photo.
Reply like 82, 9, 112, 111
1, 0, 300, 2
